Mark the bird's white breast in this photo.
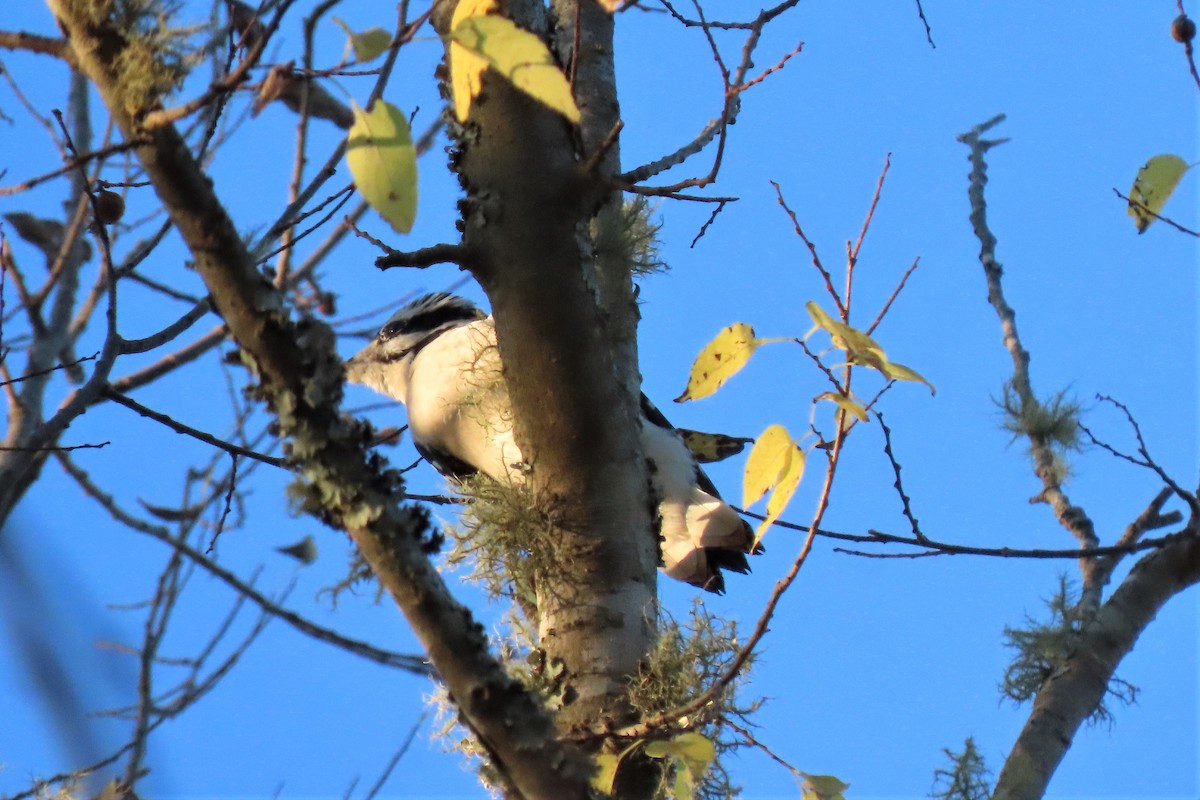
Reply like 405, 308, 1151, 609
405, 319, 526, 482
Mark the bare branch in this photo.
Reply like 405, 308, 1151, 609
375, 243, 470, 270
0, 30, 76, 64
736, 505, 1184, 561
1113, 187, 1199, 237
1082, 393, 1199, 515
914, 0, 936, 48
55, 450, 433, 674
876, 411, 927, 543
865, 257, 921, 336
772, 180, 844, 316
102, 387, 287, 468
119, 302, 212, 354
957, 115, 1100, 570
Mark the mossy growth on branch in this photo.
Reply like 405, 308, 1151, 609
1000, 574, 1138, 728
427, 593, 760, 799
63, 0, 203, 114
442, 474, 554, 615
622, 603, 760, 800
998, 384, 1082, 483
595, 196, 667, 278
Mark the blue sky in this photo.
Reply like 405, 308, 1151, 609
1, 2, 1197, 798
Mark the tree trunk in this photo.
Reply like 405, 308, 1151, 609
437, 0, 659, 737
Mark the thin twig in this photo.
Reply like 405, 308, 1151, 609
734, 504, 1185, 561
865, 257, 920, 336
913, 0, 936, 48
208, 453, 239, 554
55, 450, 433, 674
840, 155, 892, 341
363, 713, 428, 800
1113, 188, 1199, 237
103, 387, 287, 468
876, 411, 927, 543
1086, 393, 1199, 515
690, 199, 729, 247
771, 180, 844, 316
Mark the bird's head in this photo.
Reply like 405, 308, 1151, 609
344, 292, 485, 399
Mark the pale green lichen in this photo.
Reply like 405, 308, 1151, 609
443, 474, 555, 612
1000, 575, 1138, 728
64, 0, 204, 115
594, 196, 667, 278
998, 385, 1082, 483
626, 603, 757, 800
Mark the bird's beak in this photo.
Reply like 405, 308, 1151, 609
343, 350, 368, 386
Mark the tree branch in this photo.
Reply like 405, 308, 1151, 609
957, 115, 1102, 590
992, 522, 1200, 800
55, 449, 433, 674
102, 387, 286, 468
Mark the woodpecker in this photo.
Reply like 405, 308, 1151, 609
344, 292, 756, 592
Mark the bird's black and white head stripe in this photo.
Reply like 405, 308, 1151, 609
372, 292, 485, 360
378, 293, 482, 342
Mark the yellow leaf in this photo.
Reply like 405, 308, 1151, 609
332, 18, 391, 62
677, 428, 754, 463
672, 770, 696, 800
743, 424, 799, 508
448, 0, 498, 122
879, 359, 935, 394
449, 15, 581, 123
804, 301, 888, 370
1127, 153, 1190, 233
345, 100, 417, 234
755, 443, 804, 547
814, 391, 868, 422
806, 301, 932, 393
671, 731, 716, 773
675, 323, 762, 402
645, 733, 715, 800
592, 753, 621, 795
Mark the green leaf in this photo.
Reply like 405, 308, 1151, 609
677, 428, 754, 463
345, 100, 417, 234
800, 772, 850, 800
675, 323, 762, 402
1127, 153, 1191, 233
449, 14, 581, 123
332, 17, 391, 63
